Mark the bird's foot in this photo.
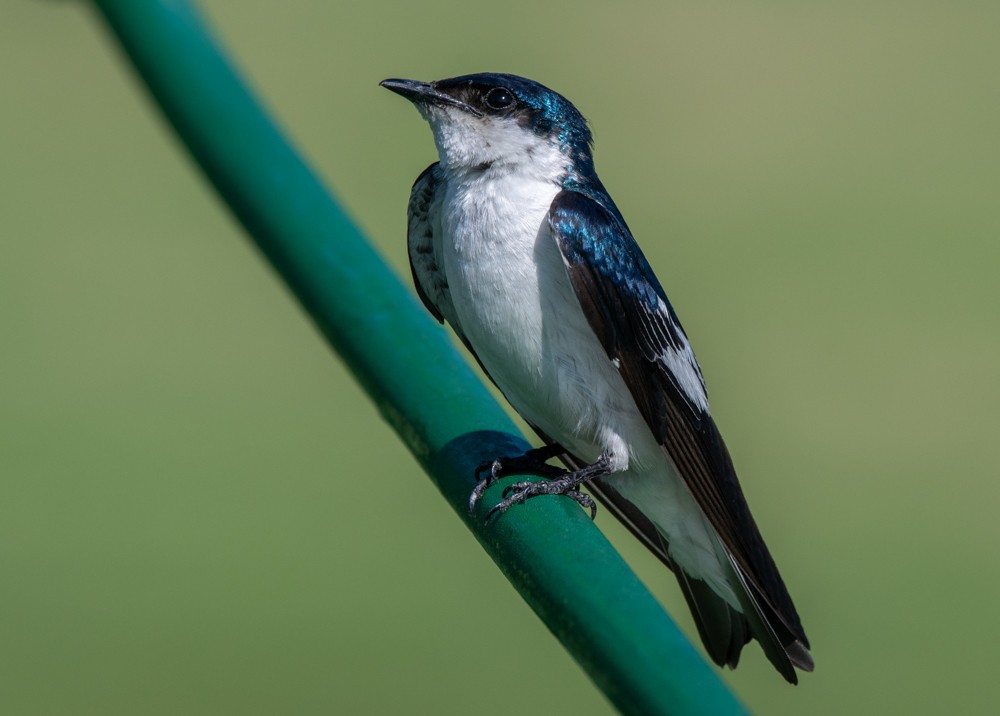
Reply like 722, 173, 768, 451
477, 450, 615, 522
486, 477, 598, 521
469, 443, 566, 515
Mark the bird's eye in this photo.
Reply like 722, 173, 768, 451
484, 87, 515, 111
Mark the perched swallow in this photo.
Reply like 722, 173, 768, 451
381, 73, 812, 682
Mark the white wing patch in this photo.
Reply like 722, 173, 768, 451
657, 298, 710, 414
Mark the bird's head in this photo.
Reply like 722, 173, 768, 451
380, 73, 593, 179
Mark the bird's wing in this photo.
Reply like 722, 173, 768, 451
407, 163, 456, 326
548, 188, 812, 681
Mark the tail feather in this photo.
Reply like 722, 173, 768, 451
674, 567, 749, 669
726, 555, 814, 681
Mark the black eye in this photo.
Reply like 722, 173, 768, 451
484, 87, 515, 111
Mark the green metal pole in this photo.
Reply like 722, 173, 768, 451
87, 1, 748, 713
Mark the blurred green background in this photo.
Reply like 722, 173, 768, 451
2, 1, 998, 713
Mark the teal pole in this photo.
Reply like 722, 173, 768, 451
87, 1, 748, 713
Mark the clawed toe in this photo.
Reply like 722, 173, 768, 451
474, 458, 502, 483
565, 489, 597, 519
500, 480, 534, 499
484, 478, 599, 522
470, 448, 612, 521
469, 447, 567, 515
468, 477, 492, 514
469, 459, 503, 513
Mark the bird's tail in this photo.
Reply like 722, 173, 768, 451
587, 475, 813, 683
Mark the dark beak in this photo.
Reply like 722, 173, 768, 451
380, 78, 483, 117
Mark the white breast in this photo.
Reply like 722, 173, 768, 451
439, 165, 637, 468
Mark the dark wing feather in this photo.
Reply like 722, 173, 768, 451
548, 189, 812, 681
407, 163, 450, 324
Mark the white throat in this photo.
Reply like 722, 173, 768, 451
420, 105, 567, 181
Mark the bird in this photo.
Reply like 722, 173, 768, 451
380, 73, 813, 683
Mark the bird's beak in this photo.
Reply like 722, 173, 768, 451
380, 78, 484, 117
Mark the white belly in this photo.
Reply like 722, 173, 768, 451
441, 172, 638, 465
439, 169, 738, 604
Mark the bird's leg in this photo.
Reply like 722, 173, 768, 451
485, 450, 615, 522
469, 443, 567, 515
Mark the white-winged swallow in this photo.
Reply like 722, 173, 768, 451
381, 73, 813, 683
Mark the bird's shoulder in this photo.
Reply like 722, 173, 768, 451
547, 187, 710, 421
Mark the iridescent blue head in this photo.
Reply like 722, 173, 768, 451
381, 73, 595, 181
